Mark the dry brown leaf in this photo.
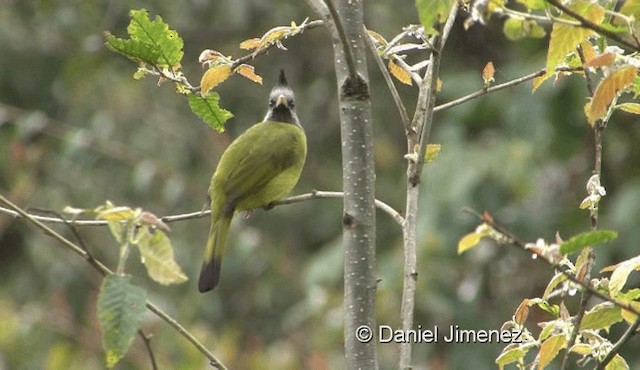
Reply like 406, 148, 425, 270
234, 64, 263, 85
200, 64, 232, 96
388, 60, 412, 86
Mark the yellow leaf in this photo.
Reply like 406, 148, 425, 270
97, 206, 136, 221
617, 102, 640, 115
367, 29, 388, 47
621, 301, 640, 324
606, 354, 630, 370
436, 78, 443, 92
533, 72, 552, 92
458, 232, 482, 254
234, 64, 263, 85
546, 3, 604, 74
584, 53, 616, 69
424, 143, 441, 163
239, 38, 261, 50
482, 61, 495, 86
514, 299, 530, 325
260, 27, 289, 47
388, 60, 412, 86
588, 66, 637, 124
538, 334, 567, 369
200, 64, 232, 96
580, 41, 596, 61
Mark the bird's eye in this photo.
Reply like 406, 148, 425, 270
269, 99, 276, 107
289, 101, 295, 109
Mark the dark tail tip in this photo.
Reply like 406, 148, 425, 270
198, 258, 221, 293
278, 69, 288, 86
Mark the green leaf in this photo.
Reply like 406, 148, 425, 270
546, 2, 605, 74
187, 92, 233, 132
105, 9, 184, 68
617, 102, 640, 115
104, 34, 162, 65
543, 272, 568, 300
126, 9, 183, 67
495, 344, 528, 369
606, 354, 630, 370
516, 0, 546, 11
608, 256, 640, 296
579, 303, 623, 331
97, 275, 147, 369
457, 232, 482, 254
138, 230, 188, 285
416, 0, 455, 34
559, 230, 618, 255
503, 18, 546, 41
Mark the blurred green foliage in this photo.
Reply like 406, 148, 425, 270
1, 1, 640, 369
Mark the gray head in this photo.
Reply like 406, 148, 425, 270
263, 70, 300, 126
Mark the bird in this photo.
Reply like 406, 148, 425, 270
198, 70, 307, 292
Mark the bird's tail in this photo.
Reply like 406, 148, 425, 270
198, 214, 232, 292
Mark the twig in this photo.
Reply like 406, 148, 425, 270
323, 0, 359, 81
0, 194, 228, 370
545, 0, 640, 52
410, 3, 458, 186
464, 209, 640, 317
138, 330, 158, 370
230, 20, 324, 70
596, 317, 640, 369
363, 26, 412, 133
0, 190, 404, 227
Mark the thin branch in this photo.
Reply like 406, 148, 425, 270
596, 317, 640, 369
464, 209, 640, 317
323, 0, 359, 81
0, 190, 404, 227
409, 3, 458, 186
545, 0, 640, 52
363, 26, 412, 133
0, 194, 228, 370
434, 66, 584, 113
138, 330, 158, 370
230, 20, 324, 70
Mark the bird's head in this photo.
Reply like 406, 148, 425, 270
263, 70, 300, 126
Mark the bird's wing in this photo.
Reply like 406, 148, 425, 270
218, 122, 300, 202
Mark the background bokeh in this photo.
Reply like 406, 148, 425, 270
1, 1, 639, 369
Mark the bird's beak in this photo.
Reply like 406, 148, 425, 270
275, 94, 288, 107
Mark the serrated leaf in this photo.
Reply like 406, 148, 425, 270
97, 275, 147, 369
200, 65, 232, 96
584, 53, 616, 68
570, 343, 593, 355
589, 66, 637, 124
482, 62, 495, 85
606, 354, 630, 370
539, 334, 567, 369
617, 102, 640, 114
543, 272, 568, 300
104, 33, 162, 65
187, 92, 233, 132
138, 230, 187, 285
559, 230, 618, 255
234, 64, 263, 85
457, 232, 482, 254
388, 60, 412, 86
496, 344, 528, 368
416, 0, 455, 34
126, 9, 183, 67
580, 303, 623, 330
608, 256, 640, 295
239, 38, 261, 50
514, 299, 530, 324
546, 3, 604, 74
424, 144, 441, 163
